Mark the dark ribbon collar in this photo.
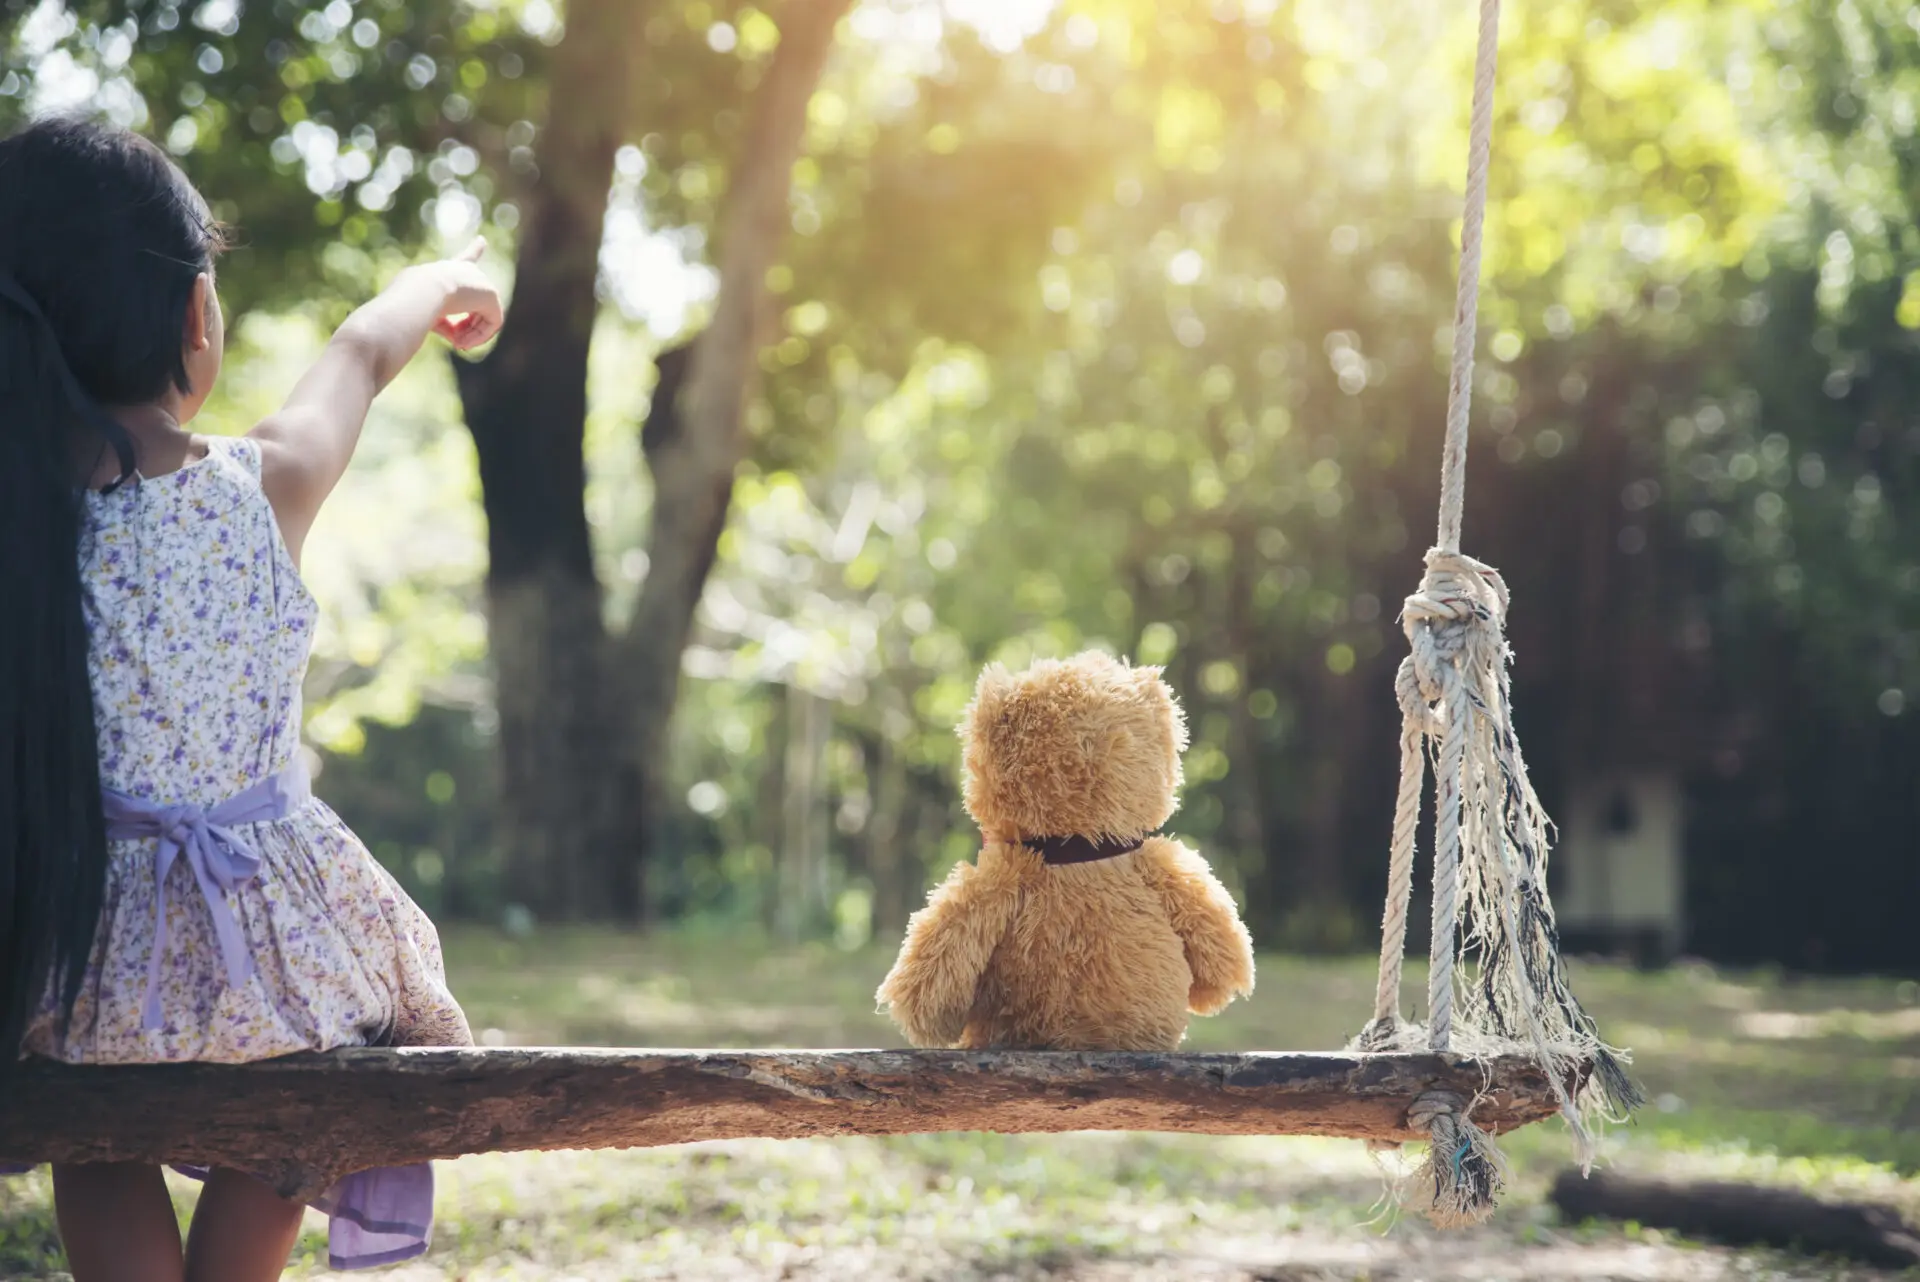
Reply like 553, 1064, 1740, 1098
1026, 833, 1148, 865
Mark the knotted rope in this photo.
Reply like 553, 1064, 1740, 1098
1406, 1091, 1506, 1229
1368, 547, 1509, 1057
1352, 0, 1640, 1227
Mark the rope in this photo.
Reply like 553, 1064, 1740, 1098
1420, 0, 1505, 1051
1365, 669, 1427, 1031
1358, 0, 1642, 1201
1435, 0, 1502, 557
1365, 0, 1503, 1047
1407, 551, 1505, 1056
1406, 1091, 1506, 1228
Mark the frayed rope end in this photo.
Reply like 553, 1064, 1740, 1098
1408, 1092, 1507, 1230
1592, 1046, 1646, 1119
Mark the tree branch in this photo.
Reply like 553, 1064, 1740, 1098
610, 0, 856, 898
625, 0, 852, 641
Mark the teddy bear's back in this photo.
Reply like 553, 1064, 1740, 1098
959, 849, 1194, 1052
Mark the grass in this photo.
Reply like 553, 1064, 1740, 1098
5, 927, 1918, 1279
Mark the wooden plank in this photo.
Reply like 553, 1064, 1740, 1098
0, 1048, 1565, 1201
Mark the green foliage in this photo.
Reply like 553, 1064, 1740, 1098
1, 0, 549, 315
10, 0, 1918, 956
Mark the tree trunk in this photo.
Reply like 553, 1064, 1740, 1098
864, 698, 914, 937
1295, 644, 1360, 950
452, 0, 638, 920
775, 683, 831, 942
897, 791, 950, 920
1550, 1170, 1920, 1268
615, 0, 854, 895
1562, 378, 1628, 786
1222, 524, 1270, 889
753, 683, 791, 933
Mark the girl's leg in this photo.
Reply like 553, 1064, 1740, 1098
51, 1162, 186, 1282
183, 1167, 307, 1282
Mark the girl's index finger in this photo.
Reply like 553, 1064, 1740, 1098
454, 236, 486, 264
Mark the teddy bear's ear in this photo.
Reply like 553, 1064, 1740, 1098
978, 661, 1015, 688
975, 661, 1018, 703
1166, 693, 1192, 755
959, 662, 1015, 737
1133, 664, 1190, 755
1129, 663, 1170, 703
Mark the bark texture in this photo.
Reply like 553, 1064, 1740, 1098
2, 1049, 1565, 1202
452, 0, 638, 918
616, 0, 856, 891
450, 0, 856, 918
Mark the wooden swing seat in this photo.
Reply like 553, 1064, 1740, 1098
0, 1047, 1570, 1201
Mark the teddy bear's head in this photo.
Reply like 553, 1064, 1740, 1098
959, 651, 1189, 843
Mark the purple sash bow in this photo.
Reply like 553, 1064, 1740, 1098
102, 761, 310, 1030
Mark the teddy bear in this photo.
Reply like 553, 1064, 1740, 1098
876, 651, 1256, 1052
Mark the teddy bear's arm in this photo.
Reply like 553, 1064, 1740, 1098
875, 848, 1021, 1047
1144, 844, 1257, 1015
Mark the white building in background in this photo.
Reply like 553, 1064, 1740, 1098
1555, 772, 1686, 964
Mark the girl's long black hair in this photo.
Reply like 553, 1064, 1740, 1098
0, 117, 225, 1058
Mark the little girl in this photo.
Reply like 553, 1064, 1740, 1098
1, 117, 504, 1279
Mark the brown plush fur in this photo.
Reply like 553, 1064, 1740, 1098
877, 653, 1256, 1051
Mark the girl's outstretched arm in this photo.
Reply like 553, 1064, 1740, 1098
250, 237, 504, 561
